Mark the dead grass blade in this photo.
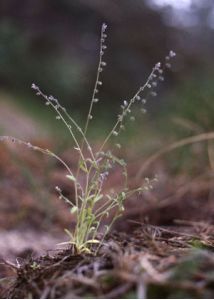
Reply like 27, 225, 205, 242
137, 132, 214, 177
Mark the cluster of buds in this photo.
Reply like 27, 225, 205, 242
89, 23, 108, 121
31, 83, 58, 107
165, 50, 176, 69
99, 171, 109, 184
115, 50, 176, 136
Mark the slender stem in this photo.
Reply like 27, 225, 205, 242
0, 136, 75, 179
57, 192, 76, 208
83, 24, 107, 137
94, 196, 116, 216
48, 100, 84, 209
95, 202, 118, 219
95, 213, 120, 255
99, 67, 156, 151
61, 106, 96, 163
36, 88, 89, 210
38, 90, 86, 165
74, 25, 108, 224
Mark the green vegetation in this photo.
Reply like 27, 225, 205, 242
0, 24, 176, 254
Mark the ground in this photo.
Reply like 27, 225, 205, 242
0, 100, 214, 298
1, 225, 214, 298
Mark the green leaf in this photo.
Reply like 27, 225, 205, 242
70, 206, 78, 214
94, 194, 103, 203
64, 229, 74, 240
85, 194, 103, 204
57, 241, 72, 246
79, 160, 88, 173
66, 174, 76, 182
88, 226, 96, 233
85, 239, 100, 244
105, 225, 110, 233
78, 245, 91, 253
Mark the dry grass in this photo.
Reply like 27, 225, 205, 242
1, 223, 213, 298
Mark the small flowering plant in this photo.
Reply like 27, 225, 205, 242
0, 24, 176, 254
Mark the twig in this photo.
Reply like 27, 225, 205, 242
101, 282, 133, 299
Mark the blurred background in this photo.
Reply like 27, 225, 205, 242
0, 0, 214, 258
0, 0, 214, 139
